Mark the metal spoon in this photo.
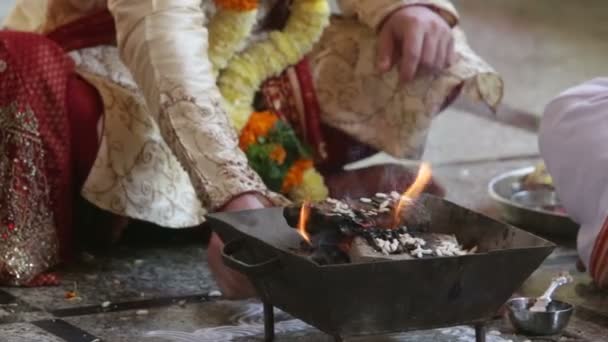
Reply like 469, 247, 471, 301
530, 272, 573, 312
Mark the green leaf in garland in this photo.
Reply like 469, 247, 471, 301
245, 142, 288, 192
268, 120, 312, 158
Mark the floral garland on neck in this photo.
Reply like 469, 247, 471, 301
212, 0, 330, 131
207, 0, 259, 76
209, 0, 331, 203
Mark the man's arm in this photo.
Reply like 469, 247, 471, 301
107, 0, 284, 210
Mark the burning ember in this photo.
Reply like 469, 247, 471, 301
297, 201, 312, 245
285, 164, 477, 265
394, 163, 432, 227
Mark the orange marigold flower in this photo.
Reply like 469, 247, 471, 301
282, 159, 314, 193
239, 130, 257, 151
65, 291, 78, 300
269, 145, 287, 165
247, 111, 278, 137
239, 111, 278, 151
214, 0, 258, 11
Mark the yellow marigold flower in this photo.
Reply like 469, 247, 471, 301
214, 0, 258, 11
232, 106, 252, 132
282, 159, 314, 193
290, 168, 329, 202
208, 10, 258, 76
269, 145, 287, 165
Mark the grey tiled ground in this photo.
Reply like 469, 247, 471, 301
4, 244, 214, 311
424, 109, 538, 164
60, 301, 526, 342
453, 0, 608, 117
349, 108, 539, 169
1, 323, 64, 342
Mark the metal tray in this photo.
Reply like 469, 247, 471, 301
488, 167, 579, 240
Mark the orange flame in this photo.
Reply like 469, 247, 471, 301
298, 201, 312, 244
393, 163, 432, 227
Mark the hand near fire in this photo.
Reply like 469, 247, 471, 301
207, 193, 270, 299
377, 5, 456, 83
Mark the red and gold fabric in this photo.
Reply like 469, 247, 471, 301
0, 31, 72, 285
590, 221, 608, 288
0, 10, 112, 285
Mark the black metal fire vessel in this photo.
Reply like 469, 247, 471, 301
207, 195, 555, 342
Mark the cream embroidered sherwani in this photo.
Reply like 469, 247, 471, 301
4, 0, 503, 228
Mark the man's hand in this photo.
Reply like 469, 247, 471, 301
221, 192, 271, 212
377, 6, 456, 83
207, 193, 269, 299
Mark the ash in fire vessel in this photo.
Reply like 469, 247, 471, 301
284, 163, 477, 265
284, 194, 477, 265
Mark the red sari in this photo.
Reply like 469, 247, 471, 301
0, 10, 114, 286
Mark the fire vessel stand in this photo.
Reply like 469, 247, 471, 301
261, 302, 489, 342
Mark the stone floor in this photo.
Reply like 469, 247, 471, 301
2, 0, 608, 341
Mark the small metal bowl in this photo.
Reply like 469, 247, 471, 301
506, 297, 573, 336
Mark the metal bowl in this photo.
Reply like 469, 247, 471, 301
488, 167, 579, 240
506, 297, 573, 336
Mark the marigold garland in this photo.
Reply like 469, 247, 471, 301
208, 2, 258, 75
217, 0, 330, 131
238, 110, 277, 150
237, 111, 327, 202
208, 1, 330, 202
290, 168, 328, 201
282, 159, 314, 193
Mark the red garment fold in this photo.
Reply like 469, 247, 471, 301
46, 9, 116, 52
0, 9, 111, 285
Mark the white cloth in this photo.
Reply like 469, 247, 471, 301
539, 78, 608, 268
